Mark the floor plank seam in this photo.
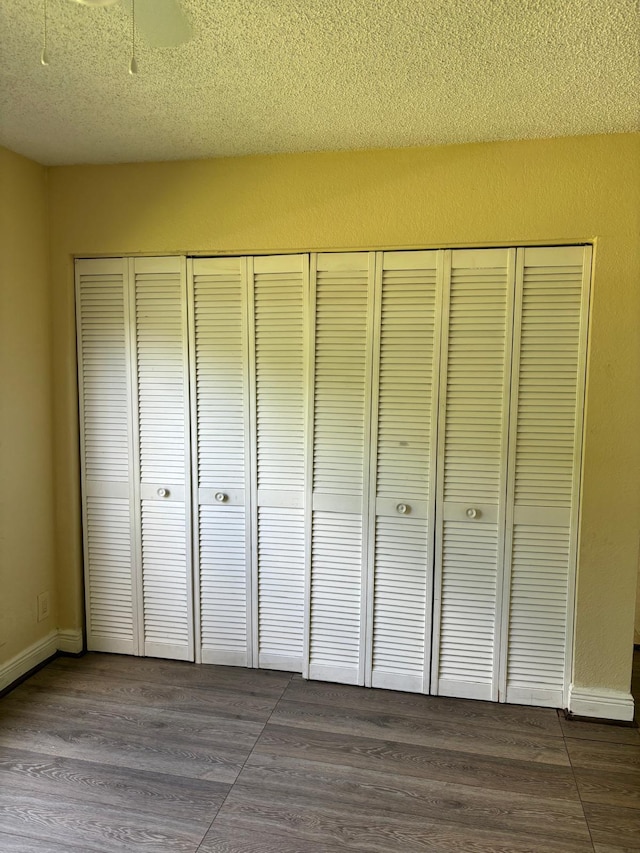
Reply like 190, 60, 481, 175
193, 669, 295, 852
563, 728, 599, 853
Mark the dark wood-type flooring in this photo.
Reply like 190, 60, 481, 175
0, 651, 638, 852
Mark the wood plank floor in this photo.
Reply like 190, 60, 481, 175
0, 652, 638, 852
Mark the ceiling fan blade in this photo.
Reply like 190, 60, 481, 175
122, 0, 192, 48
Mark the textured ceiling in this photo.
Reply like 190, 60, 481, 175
0, 0, 638, 166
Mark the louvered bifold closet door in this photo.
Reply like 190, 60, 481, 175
500, 246, 591, 707
77, 258, 139, 654
131, 257, 193, 661
189, 257, 251, 666
309, 252, 375, 685
250, 255, 308, 672
367, 251, 442, 692
432, 249, 515, 701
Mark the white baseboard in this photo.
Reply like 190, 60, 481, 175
0, 630, 58, 692
57, 629, 84, 654
568, 684, 635, 722
0, 629, 84, 692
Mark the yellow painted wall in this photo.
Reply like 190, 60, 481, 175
0, 148, 57, 666
48, 133, 640, 694
636, 556, 640, 644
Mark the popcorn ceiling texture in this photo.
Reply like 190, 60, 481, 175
1, 0, 638, 165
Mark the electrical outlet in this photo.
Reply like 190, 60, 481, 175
37, 591, 50, 622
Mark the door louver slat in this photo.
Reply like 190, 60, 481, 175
199, 506, 248, 663
255, 272, 305, 492
78, 276, 129, 482
440, 520, 498, 684
310, 511, 362, 683
372, 516, 428, 685
194, 274, 246, 488
85, 496, 134, 651
508, 525, 570, 693
136, 272, 186, 485
258, 507, 305, 666
141, 500, 190, 659
376, 271, 435, 499
313, 270, 369, 497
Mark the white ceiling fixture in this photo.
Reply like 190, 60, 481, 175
67, 0, 192, 48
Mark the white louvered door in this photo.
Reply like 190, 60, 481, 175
308, 252, 375, 685
78, 245, 590, 710
189, 257, 252, 666
367, 251, 442, 693
432, 249, 515, 701
500, 246, 591, 707
250, 254, 308, 672
76, 258, 139, 654
130, 257, 193, 661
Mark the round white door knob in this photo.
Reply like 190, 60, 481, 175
396, 503, 409, 515
157, 488, 169, 498
466, 507, 478, 519
215, 492, 227, 503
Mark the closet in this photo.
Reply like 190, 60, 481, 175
76, 257, 192, 661
189, 254, 307, 671
76, 244, 591, 708
307, 251, 440, 692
